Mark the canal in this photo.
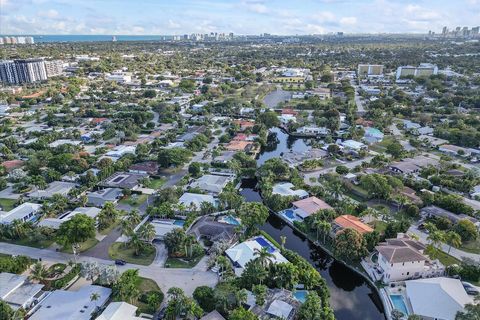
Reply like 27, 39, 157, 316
241, 115, 386, 319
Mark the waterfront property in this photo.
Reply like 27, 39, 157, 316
272, 182, 308, 199
225, 236, 288, 275
178, 192, 217, 211
188, 173, 235, 195
332, 215, 373, 235
372, 235, 445, 283
188, 215, 237, 243
280, 196, 332, 222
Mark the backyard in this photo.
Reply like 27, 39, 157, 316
0, 198, 17, 211
119, 194, 149, 207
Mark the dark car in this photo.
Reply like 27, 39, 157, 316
114, 259, 126, 265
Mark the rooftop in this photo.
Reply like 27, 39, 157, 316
333, 215, 373, 235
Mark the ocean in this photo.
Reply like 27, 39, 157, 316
1, 35, 174, 43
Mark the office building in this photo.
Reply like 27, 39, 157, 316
396, 63, 438, 80
357, 64, 383, 78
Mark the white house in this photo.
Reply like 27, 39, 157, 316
295, 126, 329, 136
97, 302, 146, 320
0, 272, 45, 310
0, 203, 42, 225
375, 236, 444, 283
178, 192, 217, 211
405, 277, 472, 320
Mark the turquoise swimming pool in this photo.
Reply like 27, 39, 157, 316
390, 294, 409, 316
293, 290, 308, 303
220, 215, 241, 226
173, 220, 185, 226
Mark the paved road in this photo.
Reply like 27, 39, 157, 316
84, 226, 122, 260
303, 156, 374, 185
0, 242, 217, 296
408, 226, 480, 263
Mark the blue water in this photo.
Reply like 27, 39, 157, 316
0, 35, 174, 43
255, 237, 275, 253
174, 220, 185, 226
221, 215, 241, 226
390, 295, 409, 316
284, 209, 295, 220
293, 290, 308, 303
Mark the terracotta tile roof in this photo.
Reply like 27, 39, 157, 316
225, 140, 252, 151
1, 160, 24, 171
333, 214, 373, 234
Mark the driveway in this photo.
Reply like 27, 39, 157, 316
0, 242, 217, 296
83, 226, 122, 260
152, 242, 168, 267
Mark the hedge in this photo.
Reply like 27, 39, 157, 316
51, 264, 80, 289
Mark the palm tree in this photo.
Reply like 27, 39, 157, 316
427, 230, 445, 259
121, 219, 134, 239
319, 220, 332, 244
128, 234, 144, 256
280, 235, 287, 249
30, 262, 48, 283
234, 289, 248, 307
445, 231, 462, 254
253, 247, 275, 268
90, 292, 100, 310
138, 223, 156, 242
394, 194, 409, 211
184, 235, 196, 258
327, 180, 343, 200
127, 210, 141, 226
11, 220, 26, 239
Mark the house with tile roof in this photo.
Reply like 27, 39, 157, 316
332, 215, 373, 235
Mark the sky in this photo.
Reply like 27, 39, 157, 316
1, 0, 479, 35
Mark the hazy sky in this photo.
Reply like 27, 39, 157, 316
1, 0, 479, 35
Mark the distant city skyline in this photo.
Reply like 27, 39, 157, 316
1, 0, 479, 36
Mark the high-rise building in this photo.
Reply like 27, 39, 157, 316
44, 60, 64, 77
0, 58, 56, 84
396, 63, 438, 80
357, 64, 384, 78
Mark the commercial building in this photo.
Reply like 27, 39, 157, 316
396, 63, 438, 80
357, 64, 384, 78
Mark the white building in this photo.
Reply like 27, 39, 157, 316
376, 236, 444, 283
296, 126, 329, 136
0, 272, 45, 310
97, 302, 147, 320
178, 192, 217, 211
38, 207, 102, 229
396, 63, 438, 80
357, 64, 384, 78
0, 202, 42, 225
405, 277, 473, 320
106, 71, 132, 83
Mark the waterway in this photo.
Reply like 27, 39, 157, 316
245, 90, 386, 319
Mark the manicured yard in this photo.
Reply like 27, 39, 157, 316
165, 254, 204, 268
436, 251, 461, 266
145, 177, 166, 189
108, 242, 155, 266
61, 238, 99, 253
119, 194, 148, 207
370, 221, 388, 234
459, 239, 480, 254
0, 198, 17, 211
135, 277, 163, 314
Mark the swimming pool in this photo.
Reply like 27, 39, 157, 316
174, 220, 185, 226
219, 215, 241, 226
255, 236, 276, 253
293, 290, 308, 303
390, 294, 409, 316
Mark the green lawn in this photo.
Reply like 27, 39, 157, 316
3, 237, 54, 249
0, 198, 17, 211
370, 221, 388, 234
99, 220, 121, 236
135, 277, 163, 314
145, 178, 166, 189
119, 194, 148, 207
459, 239, 480, 254
109, 242, 155, 266
61, 238, 99, 253
436, 251, 461, 266
165, 254, 204, 268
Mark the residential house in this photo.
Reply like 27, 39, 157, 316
249, 289, 300, 320
225, 140, 255, 153
188, 216, 237, 243
150, 219, 183, 240
87, 188, 123, 207
225, 236, 288, 275
0, 202, 42, 225
233, 120, 255, 131
363, 127, 384, 144
418, 135, 449, 147
200, 310, 226, 320
105, 145, 136, 160
97, 302, 149, 320
438, 144, 471, 157
287, 196, 332, 221
178, 192, 216, 211
29, 285, 111, 320
27, 181, 77, 200
1, 160, 24, 173
129, 161, 159, 175
272, 182, 308, 199
375, 235, 444, 283
295, 126, 330, 136
389, 155, 439, 175
100, 172, 147, 190
340, 139, 366, 151
189, 173, 235, 195
0, 272, 45, 310
404, 277, 473, 320
421, 206, 479, 227
38, 207, 102, 229
332, 215, 373, 235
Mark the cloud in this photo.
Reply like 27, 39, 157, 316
241, 1, 268, 14
340, 17, 357, 25
38, 9, 59, 18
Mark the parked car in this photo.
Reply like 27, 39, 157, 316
115, 259, 127, 265
462, 281, 480, 295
